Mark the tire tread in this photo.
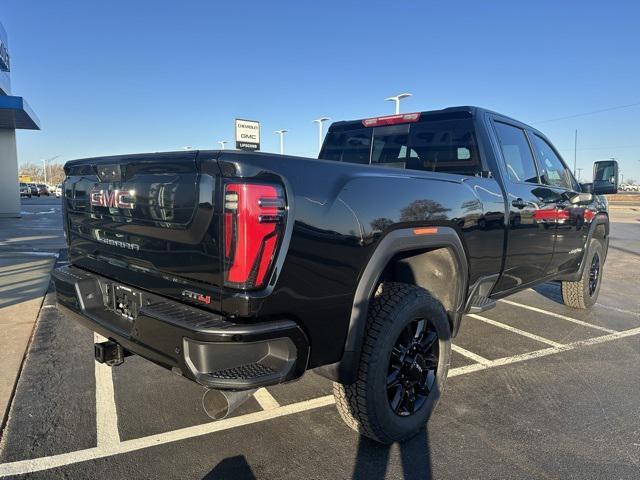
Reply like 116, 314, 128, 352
333, 282, 447, 443
561, 239, 603, 309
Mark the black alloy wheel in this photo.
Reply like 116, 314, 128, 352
387, 318, 439, 417
561, 238, 605, 309
333, 282, 451, 444
588, 252, 600, 297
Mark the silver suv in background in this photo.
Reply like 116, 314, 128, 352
19, 183, 32, 198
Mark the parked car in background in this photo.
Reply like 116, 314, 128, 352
37, 184, 50, 196
19, 182, 32, 198
27, 183, 39, 197
55, 184, 63, 197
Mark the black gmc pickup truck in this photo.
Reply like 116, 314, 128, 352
53, 106, 618, 443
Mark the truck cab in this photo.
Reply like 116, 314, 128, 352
320, 106, 615, 302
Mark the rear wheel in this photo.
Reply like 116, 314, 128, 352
333, 282, 451, 444
561, 239, 604, 309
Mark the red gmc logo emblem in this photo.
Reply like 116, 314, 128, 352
90, 189, 135, 209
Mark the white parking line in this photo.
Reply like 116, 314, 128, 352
0, 395, 335, 477
2, 319, 639, 476
595, 303, 639, 317
253, 388, 281, 410
3, 326, 640, 477
451, 345, 491, 365
93, 333, 120, 449
468, 314, 564, 347
449, 325, 640, 377
499, 299, 618, 333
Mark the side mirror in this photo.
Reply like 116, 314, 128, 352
592, 160, 618, 195
567, 192, 593, 204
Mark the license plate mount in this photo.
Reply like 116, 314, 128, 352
111, 284, 141, 321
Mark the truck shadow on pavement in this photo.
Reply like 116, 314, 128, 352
351, 428, 432, 480
202, 431, 432, 480
204, 455, 258, 479
531, 282, 563, 304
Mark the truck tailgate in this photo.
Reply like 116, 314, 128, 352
63, 151, 223, 307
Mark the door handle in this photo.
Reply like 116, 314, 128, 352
511, 198, 527, 209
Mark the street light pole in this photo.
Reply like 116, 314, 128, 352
312, 117, 329, 154
41, 155, 60, 185
573, 129, 578, 176
218, 140, 228, 150
274, 129, 288, 155
384, 93, 412, 114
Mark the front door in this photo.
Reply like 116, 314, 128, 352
528, 131, 589, 275
490, 120, 557, 293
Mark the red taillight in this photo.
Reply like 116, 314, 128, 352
223, 183, 286, 289
583, 208, 596, 222
362, 112, 421, 127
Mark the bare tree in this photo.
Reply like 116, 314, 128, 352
19, 162, 65, 185
47, 164, 66, 185
19, 163, 43, 182
399, 199, 450, 222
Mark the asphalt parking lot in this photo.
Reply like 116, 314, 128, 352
0, 200, 638, 479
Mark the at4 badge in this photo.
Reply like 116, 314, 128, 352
181, 289, 211, 305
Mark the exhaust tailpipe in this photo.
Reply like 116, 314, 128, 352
202, 388, 257, 420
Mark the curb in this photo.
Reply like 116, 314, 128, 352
0, 249, 66, 439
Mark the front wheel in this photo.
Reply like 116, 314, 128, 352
333, 282, 451, 444
561, 239, 604, 309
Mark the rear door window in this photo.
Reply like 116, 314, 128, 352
407, 119, 482, 175
493, 122, 539, 184
531, 134, 573, 190
321, 128, 372, 164
370, 124, 410, 167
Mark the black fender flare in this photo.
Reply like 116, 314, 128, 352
316, 226, 468, 384
555, 213, 609, 282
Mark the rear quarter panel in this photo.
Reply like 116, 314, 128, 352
217, 152, 505, 367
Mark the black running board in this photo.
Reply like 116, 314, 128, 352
467, 296, 496, 313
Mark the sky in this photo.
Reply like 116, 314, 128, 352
2, 0, 640, 182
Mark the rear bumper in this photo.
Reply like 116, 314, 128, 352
52, 265, 309, 390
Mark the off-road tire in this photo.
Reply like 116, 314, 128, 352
561, 239, 604, 309
333, 282, 451, 444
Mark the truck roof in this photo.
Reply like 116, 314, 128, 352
327, 106, 527, 132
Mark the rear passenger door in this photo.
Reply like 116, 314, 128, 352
490, 120, 558, 293
528, 132, 587, 275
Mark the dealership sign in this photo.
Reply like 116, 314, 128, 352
235, 119, 260, 151
0, 39, 9, 72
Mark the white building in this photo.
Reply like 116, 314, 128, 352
0, 21, 40, 217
